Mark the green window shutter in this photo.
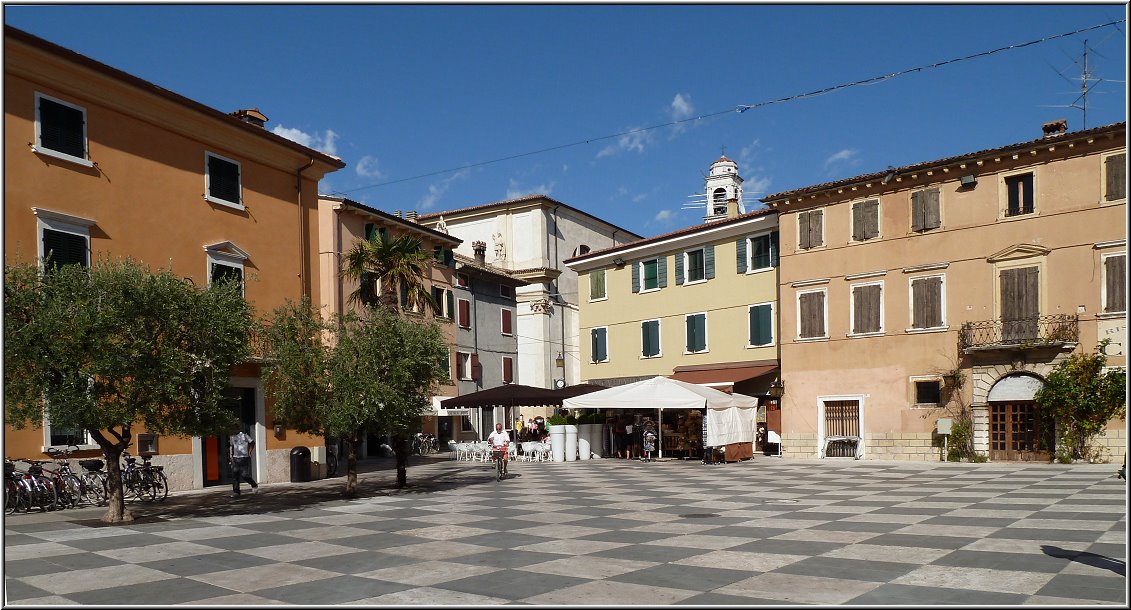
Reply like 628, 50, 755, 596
686, 314, 705, 352
365, 223, 377, 241
705, 245, 715, 279
736, 237, 748, 273
41, 229, 88, 269
657, 256, 668, 288
632, 260, 640, 293
446, 290, 455, 319
769, 232, 779, 268
675, 251, 685, 285
399, 282, 409, 308
749, 304, 772, 346
686, 316, 695, 352
642, 320, 660, 357
592, 328, 608, 362
378, 227, 389, 243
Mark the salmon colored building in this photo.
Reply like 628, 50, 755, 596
316, 196, 462, 457
3, 27, 345, 490
762, 120, 1126, 463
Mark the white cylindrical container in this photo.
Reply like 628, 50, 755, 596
564, 424, 579, 462
550, 425, 566, 462
578, 425, 592, 461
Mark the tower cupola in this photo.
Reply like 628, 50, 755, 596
703, 155, 744, 223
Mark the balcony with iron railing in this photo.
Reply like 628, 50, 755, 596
246, 328, 273, 362
959, 314, 1079, 353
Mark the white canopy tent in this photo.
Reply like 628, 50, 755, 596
563, 376, 758, 459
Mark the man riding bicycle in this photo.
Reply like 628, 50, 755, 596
487, 422, 510, 476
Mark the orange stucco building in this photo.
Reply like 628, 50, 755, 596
4, 26, 345, 490
763, 120, 1126, 463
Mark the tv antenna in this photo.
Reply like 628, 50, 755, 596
1041, 38, 1123, 129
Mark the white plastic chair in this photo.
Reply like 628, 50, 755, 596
447, 440, 459, 460
507, 443, 518, 462
519, 442, 534, 462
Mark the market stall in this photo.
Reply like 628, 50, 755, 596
706, 393, 758, 462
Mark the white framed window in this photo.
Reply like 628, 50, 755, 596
1102, 252, 1126, 315
641, 319, 661, 358
457, 298, 471, 329
1000, 169, 1036, 219
500, 308, 514, 336
205, 151, 243, 209
636, 257, 664, 292
43, 417, 95, 451
589, 269, 607, 301
745, 233, 777, 272
33, 92, 92, 167
684, 312, 708, 353
797, 288, 828, 340
748, 302, 774, 347
1102, 151, 1126, 204
456, 351, 473, 380
455, 272, 470, 289
499, 284, 516, 300
590, 327, 609, 363
204, 242, 248, 296
849, 281, 884, 336
684, 249, 706, 284
908, 274, 947, 331
911, 188, 941, 232
910, 375, 943, 408
850, 199, 880, 242
798, 209, 824, 250
431, 287, 455, 319
34, 208, 93, 270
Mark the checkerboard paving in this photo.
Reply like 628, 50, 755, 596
4, 458, 1126, 605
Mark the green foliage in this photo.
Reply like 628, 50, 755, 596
264, 300, 449, 493
1034, 341, 1127, 463
546, 414, 567, 426
341, 232, 437, 314
4, 258, 253, 521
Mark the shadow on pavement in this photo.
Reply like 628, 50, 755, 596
1042, 545, 1126, 576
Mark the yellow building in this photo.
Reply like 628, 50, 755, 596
566, 157, 782, 446
3, 26, 345, 489
763, 120, 1126, 462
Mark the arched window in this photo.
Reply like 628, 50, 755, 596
712, 188, 728, 215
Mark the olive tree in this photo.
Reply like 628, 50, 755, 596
264, 300, 448, 496
4, 259, 253, 523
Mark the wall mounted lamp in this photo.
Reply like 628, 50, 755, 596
767, 377, 785, 399
959, 174, 977, 188
612, 257, 625, 267
555, 352, 565, 368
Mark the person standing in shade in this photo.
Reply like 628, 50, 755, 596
229, 427, 259, 497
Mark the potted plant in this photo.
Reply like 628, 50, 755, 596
563, 413, 579, 462
547, 414, 568, 462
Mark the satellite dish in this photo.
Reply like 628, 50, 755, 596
554, 379, 567, 389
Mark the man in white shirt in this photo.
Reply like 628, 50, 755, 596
486, 422, 511, 475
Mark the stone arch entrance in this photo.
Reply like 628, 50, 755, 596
986, 373, 1052, 461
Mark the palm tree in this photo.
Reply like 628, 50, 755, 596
341, 231, 438, 315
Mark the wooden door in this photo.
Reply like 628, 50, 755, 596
823, 400, 860, 458
989, 401, 1052, 461
202, 387, 255, 487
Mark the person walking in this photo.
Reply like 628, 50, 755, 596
229, 427, 259, 498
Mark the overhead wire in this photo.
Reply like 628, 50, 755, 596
333, 19, 1125, 197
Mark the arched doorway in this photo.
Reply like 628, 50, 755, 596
987, 373, 1052, 461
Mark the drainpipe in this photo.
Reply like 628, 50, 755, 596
296, 158, 315, 299
552, 205, 564, 386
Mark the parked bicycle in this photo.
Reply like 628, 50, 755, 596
413, 432, 439, 456
78, 456, 109, 506
121, 451, 160, 503
325, 445, 338, 478
44, 445, 92, 508
5, 458, 57, 513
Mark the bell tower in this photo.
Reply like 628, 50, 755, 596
703, 155, 744, 223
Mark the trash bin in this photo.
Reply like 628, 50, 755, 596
290, 446, 311, 482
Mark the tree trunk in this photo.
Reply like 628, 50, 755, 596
393, 433, 409, 488
342, 432, 360, 498
94, 432, 132, 524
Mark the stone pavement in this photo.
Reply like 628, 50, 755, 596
3, 456, 1126, 605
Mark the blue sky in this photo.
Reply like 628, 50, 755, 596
6, 4, 1127, 237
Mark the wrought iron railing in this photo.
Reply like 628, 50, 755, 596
959, 314, 1078, 351
246, 328, 273, 361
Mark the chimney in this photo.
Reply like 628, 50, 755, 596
394, 210, 402, 218
406, 210, 419, 222
726, 197, 740, 219
1042, 119, 1068, 138
231, 108, 268, 128
472, 240, 487, 265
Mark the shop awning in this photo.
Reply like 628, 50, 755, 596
440, 383, 563, 409
669, 363, 778, 386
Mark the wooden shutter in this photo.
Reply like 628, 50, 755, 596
207, 155, 240, 204
471, 354, 482, 381
458, 299, 470, 328
657, 256, 668, 288
853, 285, 881, 333
1106, 255, 1126, 312
446, 290, 454, 319
1001, 267, 1039, 341
798, 212, 811, 250
851, 202, 863, 241
431, 287, 443, 316
502, 357, 513, 384
590, 270, 605, 300
632, 260, 640, 293
911, 191, 925, 232
924, 189, 940, 230
912, 277, 943, 329
686, 315, 705, 352
501, 309, 513, 335
769, 232, 779, 268
1107, 153, 1127, 201
456, 353, 466, 379
41, 229, 87, 269
809, 209, 823, 247
749, 304, 771, 346
705, 245, 715, 279
39, 97, 85, 158
863, 200, 879, 239
736, 237, 748, 272
799, 292, 825, 338
675, 251, 685, 285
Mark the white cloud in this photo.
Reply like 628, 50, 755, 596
271, 125, 338, 156
597, 128, 652, 158
824, 148, 860, 169
418, 168, 470, 210
653, 209, 674, 223
355, 155, 385, 179
668, 93, 695, 136
745, 175, 772, 196
632, 192, 648, 203
506, 178, 555, 200
562, 164, 569, 173
739, 138, 762, 167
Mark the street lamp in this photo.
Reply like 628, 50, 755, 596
767, 378, 785, 399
